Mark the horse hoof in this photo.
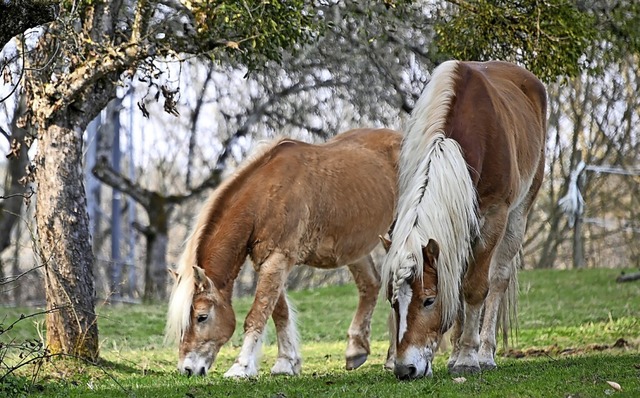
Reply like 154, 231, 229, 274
383, 358, 395, 371
450, 364, 481, 375
479, 360, 497, 371
346, 354, 368, 370
224, 363, 257, 378
271, 358, 301, 376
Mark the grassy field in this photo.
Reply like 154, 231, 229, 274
1, 268, 639, 397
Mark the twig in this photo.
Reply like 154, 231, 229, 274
0, 187, 35, 201
0, 307, 64, 336
0, 35, 26, 104
0, 264, 44, 286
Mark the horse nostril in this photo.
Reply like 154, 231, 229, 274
395, 363, 418, 380
198, 367, 206, 376
184, 367, 193, 377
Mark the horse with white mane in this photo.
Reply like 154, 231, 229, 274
381, 60, 547, 379
166, 128, 402, 377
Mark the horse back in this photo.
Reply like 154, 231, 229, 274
247, 128, 402, 267
447, 61, 547, 210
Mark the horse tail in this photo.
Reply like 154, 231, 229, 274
498, 248, 521, 350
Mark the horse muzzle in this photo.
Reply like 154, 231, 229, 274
178, 353, 213, 377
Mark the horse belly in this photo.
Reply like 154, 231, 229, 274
301, 233, 376, 269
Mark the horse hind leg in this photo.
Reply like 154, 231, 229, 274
224, 252, 294, 378
478, 207, 526, 370
270, 292, 302, 376
345, 255, 381, 370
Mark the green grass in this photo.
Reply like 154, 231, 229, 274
2, 268, 640, 397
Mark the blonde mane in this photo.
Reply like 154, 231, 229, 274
165, 139, 282, 344
381, 60, 480, 329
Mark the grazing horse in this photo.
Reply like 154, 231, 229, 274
166, 128, 402, 377
380, 60, 547, 379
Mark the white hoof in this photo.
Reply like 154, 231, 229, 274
224, 362, 258, 378
270, 357, 301, 376
478, 345, 497, 370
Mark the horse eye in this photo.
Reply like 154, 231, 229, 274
423, 297, 436, 308
196, 314, 208, 323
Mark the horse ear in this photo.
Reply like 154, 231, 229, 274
379, 235, 392, 252
192, 265, 212, 293
422, 239, 440, 270
192, 266, 225, 302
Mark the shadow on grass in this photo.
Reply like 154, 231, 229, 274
6, 353, 637, 398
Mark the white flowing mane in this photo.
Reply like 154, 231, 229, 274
164, 139, 280, 344
381, 60, 480, 329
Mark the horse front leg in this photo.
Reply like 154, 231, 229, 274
224, 252, 294, 378
446, 302, 465, 371
384, 309, 397, 371
450, 207, 507, 375
270, 292, 302, 375
345, 255, 381, 370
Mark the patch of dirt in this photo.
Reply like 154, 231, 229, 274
504, 338, 636, 358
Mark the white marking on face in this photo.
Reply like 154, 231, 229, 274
177, 307, 218, 375
397, 342, 437, 378
179, 351, 213, 376
397, 282, 412, 342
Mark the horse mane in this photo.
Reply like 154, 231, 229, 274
381, 60, 480, 329
165, 138, 283, 344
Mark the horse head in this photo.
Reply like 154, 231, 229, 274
172, 265, 236, 376
382, 236, 443, 379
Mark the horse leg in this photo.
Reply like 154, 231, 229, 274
270, 292, 302, 375
345, 255, 381, 370
450, 206, 508, 375
384, 309, 397, 370
446, 301, 465, 371
224, 252, 294, 378
478, 204, 528, 370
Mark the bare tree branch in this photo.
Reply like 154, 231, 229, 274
92, 159, 152, 209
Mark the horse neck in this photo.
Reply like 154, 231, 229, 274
197, 206, 253, 300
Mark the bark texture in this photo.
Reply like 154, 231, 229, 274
35, 122, 99, 360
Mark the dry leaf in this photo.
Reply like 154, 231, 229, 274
606, 381, 622, 391
452, 377, 467, 383
226, 41, 240, 49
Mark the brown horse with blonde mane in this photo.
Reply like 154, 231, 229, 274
381, 60, 546, 379
166, 128, 401, 377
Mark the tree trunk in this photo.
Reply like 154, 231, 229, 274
125, 104, 138, 299
110, 98, 124, 298
143, 230, 169, 302
35, 122, 99, 361
1, 96, 32, 303
85, 116, 102, 252
143, 194, 170, 302
0, 100, 31, 255
11, 220, 23, 304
